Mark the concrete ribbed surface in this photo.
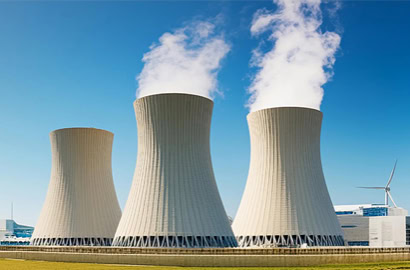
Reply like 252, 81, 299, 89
114, 94, 235, 247
233, 107, 344, 247
31, 128, 122, 246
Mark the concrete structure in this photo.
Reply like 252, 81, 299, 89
31, 128, 122, 246
338, 216, 405, 247
233, 107, 344, 247
335, 204, 407, 247
4, 246, 410, 267
113, 94, 236, 248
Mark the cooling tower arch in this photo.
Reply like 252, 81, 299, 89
31, 128, 122, 246
113, 93, 237, 248
232, 107, 344, 247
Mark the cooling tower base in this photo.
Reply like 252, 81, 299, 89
236, 234, 345, 248
31, 238, 113, 247
113, 235, 237, 248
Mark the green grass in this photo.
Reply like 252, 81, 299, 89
2, 259, 410, 270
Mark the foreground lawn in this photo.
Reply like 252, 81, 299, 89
2, 259, 410, 270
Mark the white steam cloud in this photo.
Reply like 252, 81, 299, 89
137, 21, 230, 99
248, 0, 341, 112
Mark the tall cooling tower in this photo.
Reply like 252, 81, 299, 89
31, 128, 122, 246
232, 107, 344, 247
113, 94, 237, 248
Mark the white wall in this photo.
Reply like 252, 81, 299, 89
339, 215, 406, 247
369, 216, 406, 247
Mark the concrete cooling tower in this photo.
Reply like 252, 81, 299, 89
113, 94, 237, 248
31, 128, 122, 246
232, 107, 344, 247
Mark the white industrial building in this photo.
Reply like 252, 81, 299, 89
335, 204, 408, 247
233, 107, 344, 247
113, 94, 237, 248
31, 128, 122, 246
0, 219, 33, 246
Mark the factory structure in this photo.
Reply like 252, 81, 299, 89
232, 107, 344, 247
30, 128, 122, 246
335, 204, 408, 247
0, 219, 33, 246
113, 94, 237, 248
1, 94, 404, 249
334, 164, 409, 247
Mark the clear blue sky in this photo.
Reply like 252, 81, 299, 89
0, 1, 409, 226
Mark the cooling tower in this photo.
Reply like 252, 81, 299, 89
113, 94, 237, 248
232, 107, 344, 247
31, 128, 122, 246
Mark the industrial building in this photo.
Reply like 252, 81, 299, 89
336, 204, 408, 247
31, 128, 122, 246
407, 217, 410, 245
233, 107, 344, 247
113, 94, 237, 248
0, 219, 33, 246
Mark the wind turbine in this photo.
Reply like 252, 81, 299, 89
357, 160, 398, 207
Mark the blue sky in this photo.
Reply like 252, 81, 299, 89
0, 1, 409, 226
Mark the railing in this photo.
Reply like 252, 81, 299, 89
1, 246, 410, 255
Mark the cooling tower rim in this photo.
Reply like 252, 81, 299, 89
134, 93, 213, 104
50, 127, 113, 136
248, 106, 322, 118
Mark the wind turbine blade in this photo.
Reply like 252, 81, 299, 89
387, 191, 397, 208
357, 187, 385, 189
386, 160, 398, 188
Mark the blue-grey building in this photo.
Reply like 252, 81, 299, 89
0, 219, 34, 246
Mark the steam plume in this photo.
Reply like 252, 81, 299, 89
248, 0, 341, 112
137, 21, 230, 99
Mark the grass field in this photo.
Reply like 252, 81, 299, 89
2, 259, 410, 270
